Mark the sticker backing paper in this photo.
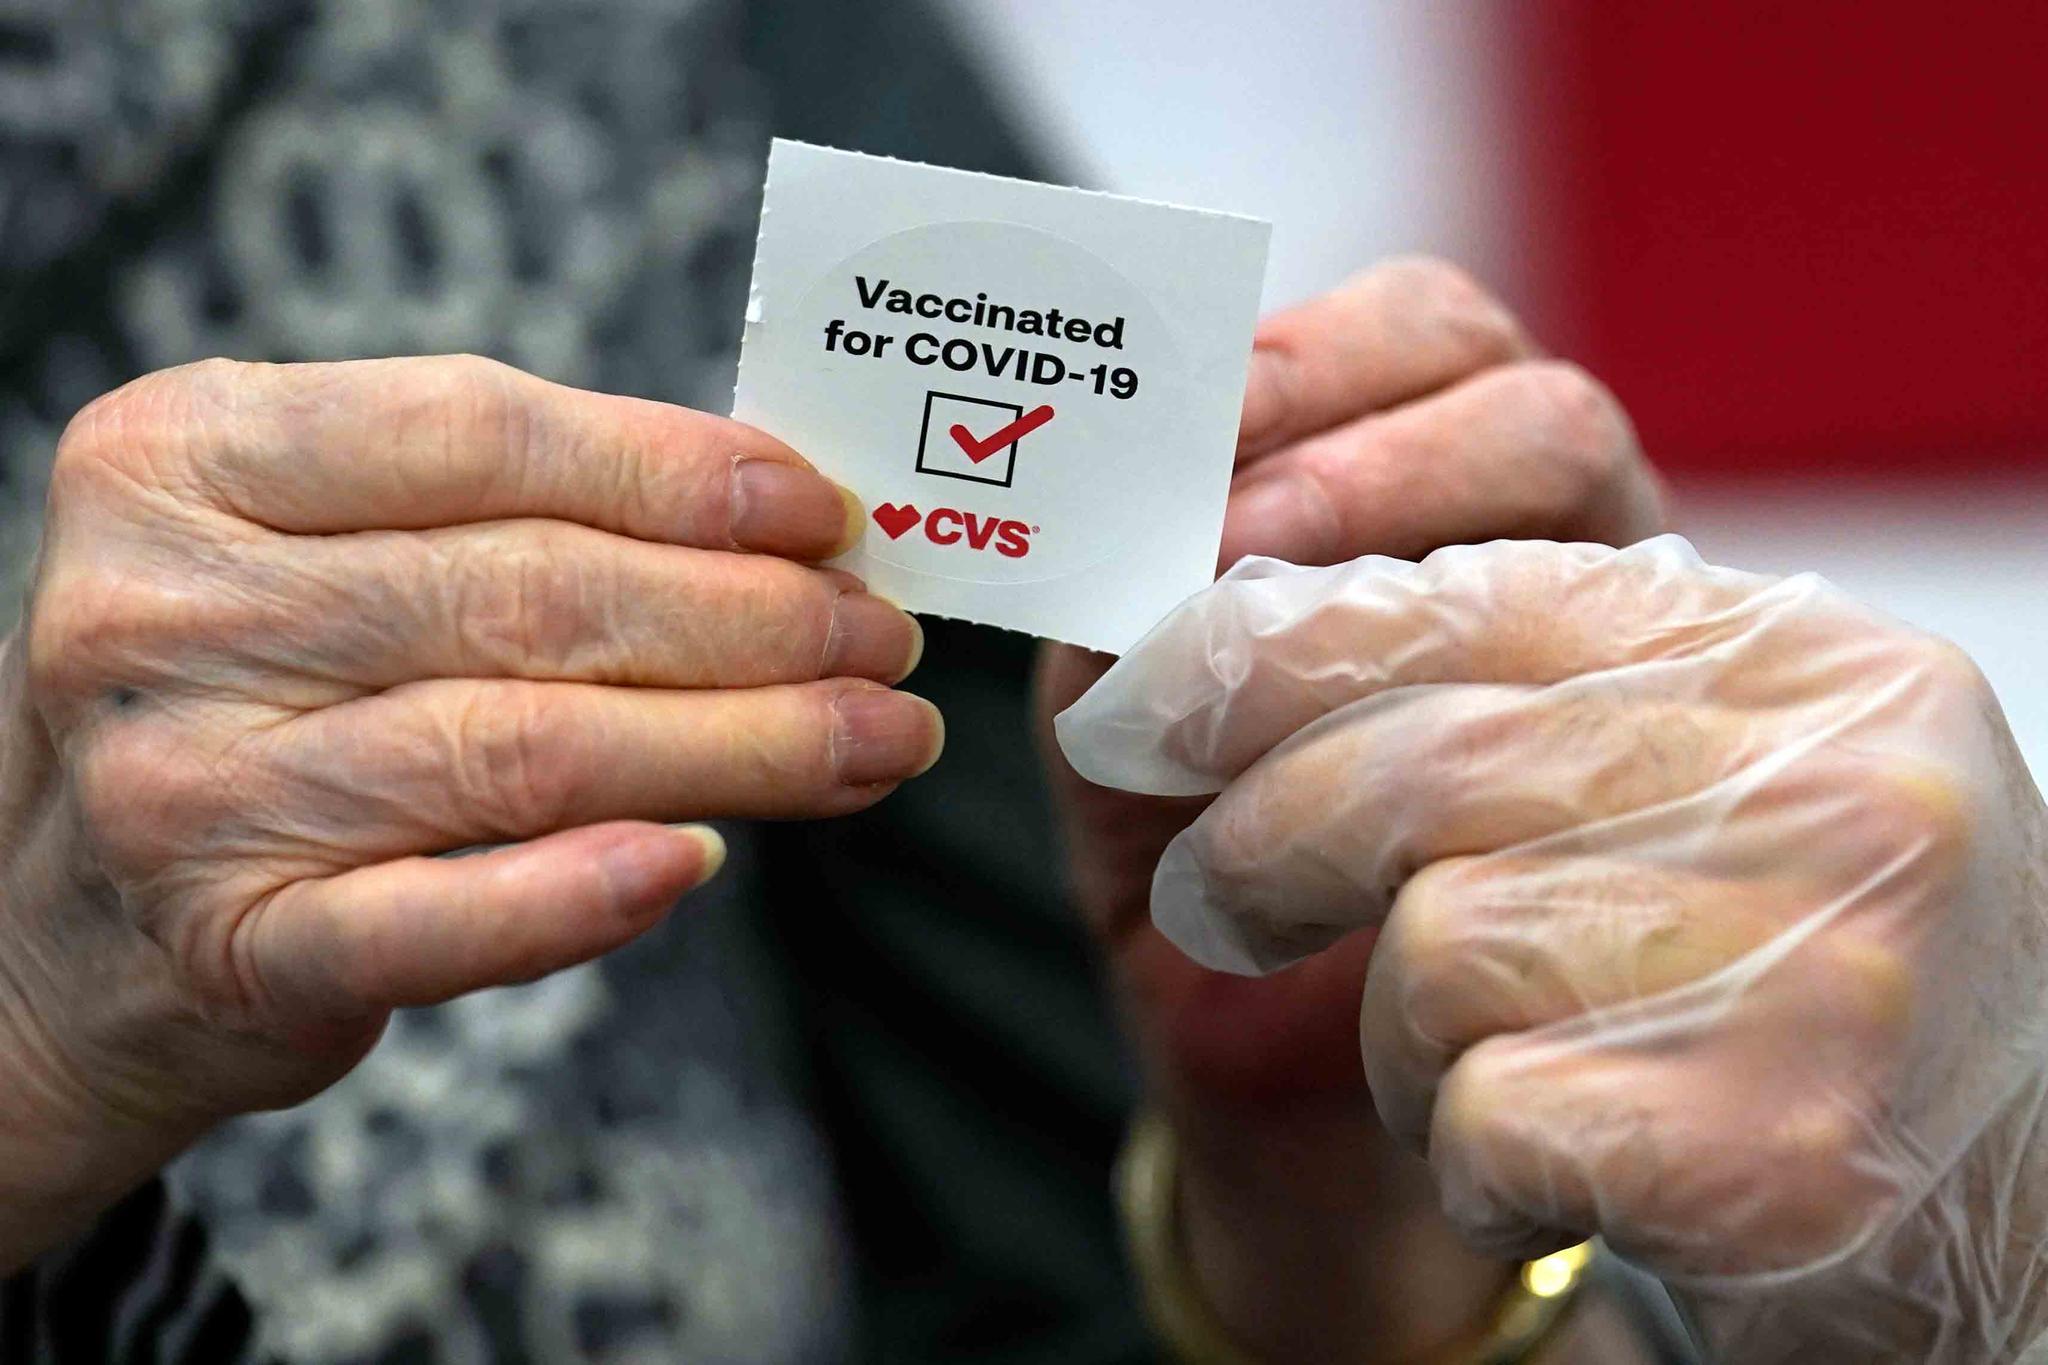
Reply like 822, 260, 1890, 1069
734, 139, 1270, 654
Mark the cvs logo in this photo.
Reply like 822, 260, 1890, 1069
872, 502, 1033, 558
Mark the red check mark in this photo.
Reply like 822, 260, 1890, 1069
949, 404, 1055, 463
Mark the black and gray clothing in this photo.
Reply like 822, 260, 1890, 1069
3, 2, 1144, 1361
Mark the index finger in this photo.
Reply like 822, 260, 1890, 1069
1055, 536, 1857, 797
1236, 257, 1536, 464
110, 355, 861, 557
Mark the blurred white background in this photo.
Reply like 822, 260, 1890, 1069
944, 2, 1514, 312
947, 2, 2048, 780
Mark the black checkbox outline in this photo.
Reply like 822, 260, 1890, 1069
915, 390, 1025, 488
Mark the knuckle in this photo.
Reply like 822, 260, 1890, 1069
455, 525, 600, 677
391, 352, 521, 415
1590, 1094, 1880, 1275
1427, 1048, 1546, 1249
768, 569, 843, 681
52, 360, 265, 520
433, 351, 512, 385
431, 351, 528, 423
1183, 808, 1343, 964
1905, 633, 1995, 707
23, 570, 181, 713
1384, 862, 1483, 1031
1191, 791, 1286, 908
70, 720, 221, 873
1511, 360, 1635, 484
376, 354, 534, 495
717, 554, 820, 657
53, 393, 129, 478
1376, 255, 1525, 363
1867, 760, 1974, 870
450, 684, 578, 833
22, 586, 105, 710
169, 355, 254, 393
1392, 254, 1490, 309
54, 379, 168, 484
173, 355, 249, 381
1429, 1045, 1492, 1152
420, 354, 529, 440
1828, 935, 1917, 1053
55, 360, 247, 471
1739, 1101, 1896, 1269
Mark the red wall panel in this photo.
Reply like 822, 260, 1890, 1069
1510, 4, 2048, 478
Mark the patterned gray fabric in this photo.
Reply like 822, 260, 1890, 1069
0, 1, 852, 1360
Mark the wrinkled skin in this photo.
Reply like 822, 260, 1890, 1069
1061, 536, 2048, 1363
0, 355, 938, 1267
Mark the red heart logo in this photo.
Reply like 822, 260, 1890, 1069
872, 502, 920, 540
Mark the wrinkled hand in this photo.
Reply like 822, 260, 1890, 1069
0, 357, 937, 1187
1035, 259, 1664, 1100
1062, 536, 2048, 1362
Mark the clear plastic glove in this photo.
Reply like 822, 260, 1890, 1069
1057, 535, 2048, 1363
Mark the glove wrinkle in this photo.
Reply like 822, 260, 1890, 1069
1061, 535, 2048, 1362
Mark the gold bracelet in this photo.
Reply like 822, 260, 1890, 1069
1115, 1111, 1596, 1365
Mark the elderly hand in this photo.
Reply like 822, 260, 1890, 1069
1061, 536, 2048, 1363
0, 356, 936, 1268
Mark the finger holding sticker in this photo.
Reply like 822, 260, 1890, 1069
1062, 535, 2048, 1363
0, 351, 944, 1255
1034, 260, 1668, 1361
1041, 255, 1665, 1044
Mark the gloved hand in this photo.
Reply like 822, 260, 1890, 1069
1037, 257, 1663, 1102
1036, 259, 1667, 1361
1059, 534, 2048, 1363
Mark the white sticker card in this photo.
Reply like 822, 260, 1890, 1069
733, 140, 1270, 654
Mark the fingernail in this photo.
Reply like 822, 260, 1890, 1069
1221, 474, 1339, 569
730, 458, 860, 558
670, 823, 728, 889
603, 824, 726, 922
832, 483, 865, 555
831, 688, 943, 786
823, 592, 924, 682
